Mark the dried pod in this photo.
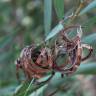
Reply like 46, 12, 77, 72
15, 45, 53, 81
52, 25, 93, 75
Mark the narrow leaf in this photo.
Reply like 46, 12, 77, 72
79, 0, 96, 15
24, 79, 34, 96
82, 33, 96, 44
76, 62, 96, 74
44, 0, 52, 37
54, 0, 64, 20
30, 85, 47, 96
45, 23, 64, 41
14, 80, 48, 96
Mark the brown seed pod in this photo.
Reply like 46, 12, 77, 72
15, 45, 53, 82
52, 25, 93, 75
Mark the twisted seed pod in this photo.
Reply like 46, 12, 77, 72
52, 25, 93, 75
16, 45, 53, 81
